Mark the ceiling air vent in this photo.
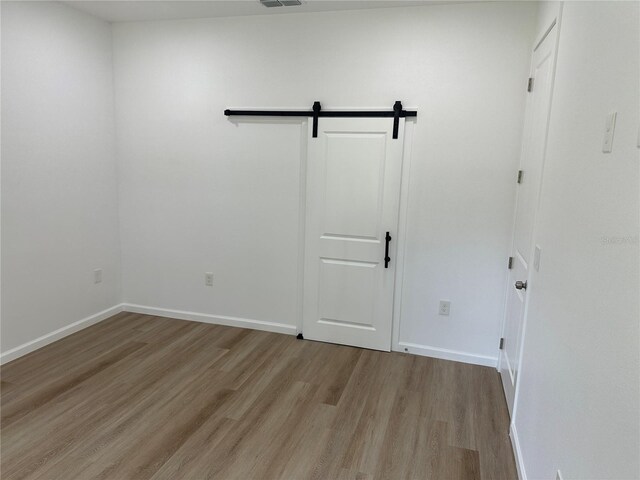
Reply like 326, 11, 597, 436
259, 0, 301, 7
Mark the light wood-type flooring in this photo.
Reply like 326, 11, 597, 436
1, 312, 517, 479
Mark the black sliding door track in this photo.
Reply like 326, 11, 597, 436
224, 100, 417, 139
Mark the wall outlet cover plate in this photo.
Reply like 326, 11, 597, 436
438, 300, 451, 316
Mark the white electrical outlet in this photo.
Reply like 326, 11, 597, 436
556, 470, 564, 480
94, 268, 102, 284
438, 300, 451, 316
205, 272, 214, 287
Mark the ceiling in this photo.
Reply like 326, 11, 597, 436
63, 0, 449, 23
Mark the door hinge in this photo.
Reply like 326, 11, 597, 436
499, 337, 505, 350
527, 77, 534, 92
508, 257, 514, 269
517, 170, 524, 184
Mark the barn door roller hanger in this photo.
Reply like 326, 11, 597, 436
224, 100, 417, 139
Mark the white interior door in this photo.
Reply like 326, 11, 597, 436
500, 24, 558, 415
302, 117, 404, 351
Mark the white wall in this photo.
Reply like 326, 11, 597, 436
1, 2, 121, 355
112, 1, 537, 363
513, 2, 640, 479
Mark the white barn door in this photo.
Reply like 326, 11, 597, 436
302, 117, 405, 351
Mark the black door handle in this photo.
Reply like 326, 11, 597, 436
384, 231, 392, 268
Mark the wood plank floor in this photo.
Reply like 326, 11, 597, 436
1, 313, 517, 479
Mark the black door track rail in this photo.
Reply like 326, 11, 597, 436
224, 100, 417, 139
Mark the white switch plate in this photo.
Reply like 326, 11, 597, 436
438, 300, 451, 316
94, 268, 102, 284
602, 112, 617, 153
205, 272, 214, 287
534, 245, 542, 272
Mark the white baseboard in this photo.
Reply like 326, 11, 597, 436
0, 304, 125, 365
1, 305, 491, 368
395, 341, 498, 368
510, 422, 527, 480
122, 304, 298, 336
